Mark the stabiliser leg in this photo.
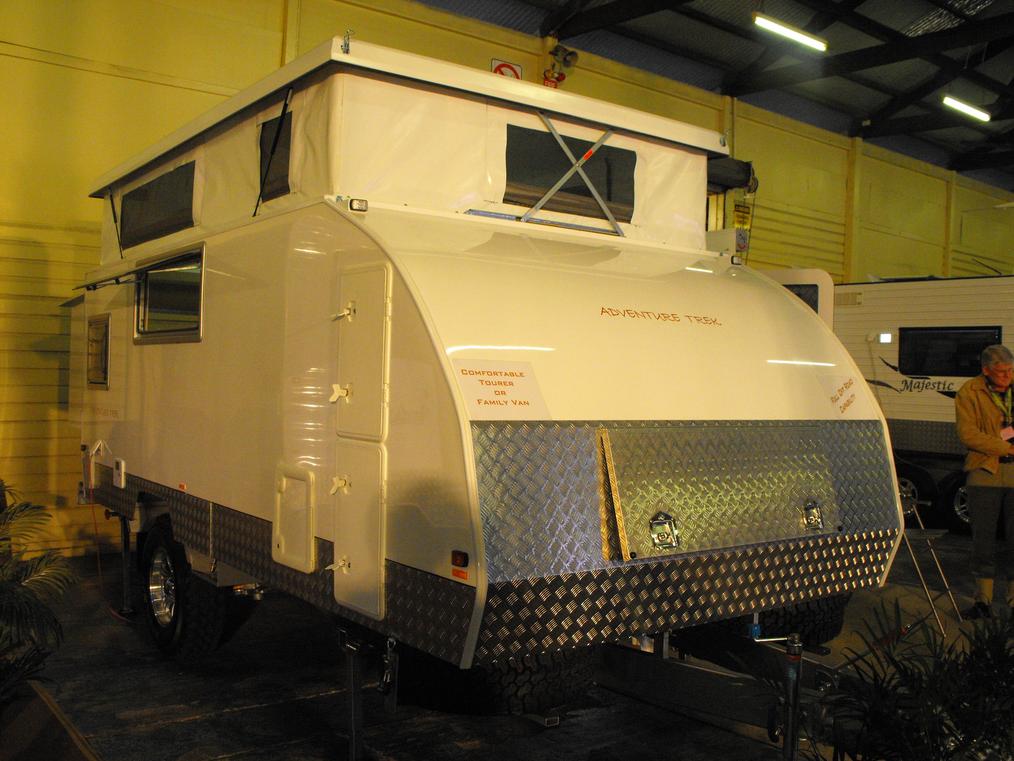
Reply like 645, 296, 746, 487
336, 628, 401, 760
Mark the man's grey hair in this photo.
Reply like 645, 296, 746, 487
981, 344, 1014, 368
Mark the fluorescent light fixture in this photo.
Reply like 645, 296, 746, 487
767, 359, 836, 367
878, 332, 892, 344
446, 345, 555, 355
942, 95, 991, 122
753, 12, 827, 52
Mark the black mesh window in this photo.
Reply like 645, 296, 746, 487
120, 162, 195, 248
898, 326, 1002, 377
504, 125, 635, 223
259, 113, 292, 201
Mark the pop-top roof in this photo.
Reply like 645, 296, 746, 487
88, 37, 728, 198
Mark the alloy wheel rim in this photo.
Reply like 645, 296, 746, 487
954, 486, 970, 524
148, 546, 176, 626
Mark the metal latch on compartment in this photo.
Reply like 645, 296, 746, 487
649, 511, 680, 550
801, 500, 824, 531
330, 384, 352, 402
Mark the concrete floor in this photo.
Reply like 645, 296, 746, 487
22, 530, 1003, 761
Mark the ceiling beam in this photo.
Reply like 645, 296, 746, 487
863, 102, 1014, 138
550, 0, 692, 40
671, 5, 902, 103
723, 0, 865, 91
763, 0, 1014, 101
728, 12, 1014, 96
951, 149, 1014, 170
855, 39, 1014, 136
538, 0, 593, 39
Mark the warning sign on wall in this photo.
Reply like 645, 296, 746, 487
452, 359, 550, 420
491, 59, 523, 79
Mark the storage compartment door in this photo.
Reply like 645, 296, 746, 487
335, 264, 391, 441
272, 464, 317, 572
332, 440, 387, 619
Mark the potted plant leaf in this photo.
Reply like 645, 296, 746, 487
0, 481, 77, 714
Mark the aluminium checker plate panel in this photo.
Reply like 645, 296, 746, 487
470, 419, 900, 662
886, 418, 965, 457
92, 464, 474, 665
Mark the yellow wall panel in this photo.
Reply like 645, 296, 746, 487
735, 114, 848, 217
0, 0, 281, 90
296, 0, 541, 79
859, 156, 947, 243
854, 227, 945, 279
0, 350, 69, 371
1, 55, 224, 229
732, 106, 848, 275
953, 185, 1012, 264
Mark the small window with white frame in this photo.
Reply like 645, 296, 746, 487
135, 250, 204, 343
87, 313, 111, 389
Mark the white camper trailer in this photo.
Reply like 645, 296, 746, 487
70, 37, 902, 680
835, 276, 1014, 530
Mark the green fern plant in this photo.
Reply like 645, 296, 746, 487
819, 602, 1014, 761
0, 481, 77, 707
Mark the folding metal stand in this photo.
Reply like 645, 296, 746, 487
899, 504, 963, 635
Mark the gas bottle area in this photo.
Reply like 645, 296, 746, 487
4, 531, 998, 761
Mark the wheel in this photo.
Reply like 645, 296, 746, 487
940, 477, 971, 534
141, 519, 228, 662
897, 475, 919, 516
470, 649, 597, 715
756, 594, 851, 646
895, 466, 937, 527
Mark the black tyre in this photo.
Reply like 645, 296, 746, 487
470, 649, 596, 715
141, 519, 228, 662
756, 593, 851, 646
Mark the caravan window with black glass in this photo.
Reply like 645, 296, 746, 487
504, 125, 635, 223
898, 326, 1002, 377
135, 252, 203, 343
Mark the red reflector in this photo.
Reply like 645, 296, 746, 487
451, 550, 469, 568
452, 568, 468, 580
582, 148, 595, 161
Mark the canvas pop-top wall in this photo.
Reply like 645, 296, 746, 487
100, 68, 708, 266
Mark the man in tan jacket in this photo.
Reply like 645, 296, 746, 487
955, 344, 1014, 619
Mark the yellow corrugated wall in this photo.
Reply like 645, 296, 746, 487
2, 0, 1012, 554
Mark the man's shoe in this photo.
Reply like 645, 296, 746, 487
963, 601, 993, 620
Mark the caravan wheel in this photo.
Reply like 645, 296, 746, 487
141, 520, 227, 662
943, 481, 971, 534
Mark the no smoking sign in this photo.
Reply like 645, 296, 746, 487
491, 59, 523, 79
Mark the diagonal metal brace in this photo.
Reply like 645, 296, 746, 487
520, 115, 624, 236
534, 113, 625, 237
